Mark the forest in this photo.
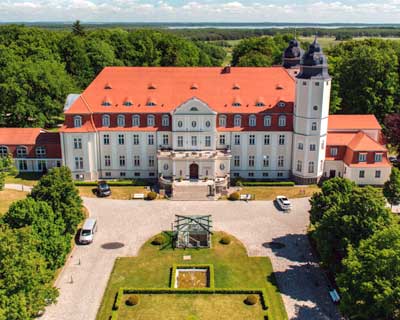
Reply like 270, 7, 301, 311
0, 22, 399, 132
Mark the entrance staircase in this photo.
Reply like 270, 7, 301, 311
172, 180, 215, 201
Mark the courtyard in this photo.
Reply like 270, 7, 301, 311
41, 197, 341, 320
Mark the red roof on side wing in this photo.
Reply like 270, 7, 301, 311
65, 67, 295, 115
347, 131, 387, 151
0, 128, 43, 145
328, 114, 381, 130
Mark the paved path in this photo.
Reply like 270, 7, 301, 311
42, 197, 341, 320
4, 183, 33, 192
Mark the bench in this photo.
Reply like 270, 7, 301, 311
329, 289, 340, 303
132, 193, 145, 200
240, 194, 253, 201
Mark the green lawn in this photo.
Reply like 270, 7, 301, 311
118, 293, 265, 319
97, 232, 287, 320
77, 186, 149, 200
0, 189, 28, 215
239, 185, 320, 201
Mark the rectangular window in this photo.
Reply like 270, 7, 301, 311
359, 170, 365, 178
249, 135, 255, 145
234, 134, 240, 145
375, 170, 381, 178
104, 155, 111, 167
277, 156, 284, 168
308, 161, 315, 173
134, 155, 140, 166
73, 138, 82, 149
297, 160, 302, 172
103, 134, 110, 145
278, 135, 285, 145
191, 136, 197, 146
262, 172, 269, 177
248, 155, 255, 167
119, 155, 126, 167
148, 134, 154, 145
120, 172, 126, 177
264, 135, 270, 145
163, 134, 169, 145
298, 142, 303, 150
277, 172, 283, 177
310, 144, 316, 151
374, 153, 383, 162
219, 116, 226, 127
134, 172, 140, 177
118, 134, 125, 145
37, 160, 46, 171
263, 156, 269, 167
234, 156, 240, 167
219, 135, 225, 145
233, 172, 240, 177
311, 122, 317, 131
74, 157, 83, 170
330, 147, 338, 156
105, 172, 111, 177
205, 136, 211, 147
359, 153, 367, 162
248, 172, 254, 177
19, 160, 28, 171
264, 116, 271, 127
177, 136, 183, 147
162, 115, 169, 127
148, 156, 155, 167
133, 134, 139, 145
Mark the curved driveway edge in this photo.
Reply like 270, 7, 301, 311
42, 197, 341, 320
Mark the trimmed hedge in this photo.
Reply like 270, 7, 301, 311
241, 181, 295, 187
74, 179, 153, 187
146, 191, 157, 200
228, 192, 240, 201
244, 294, 259, 305
111, 287, 268, 319
126, 295, 139, 306
220, 236, 231, 245
151, 235, 166, 246
171, 264, 215, 289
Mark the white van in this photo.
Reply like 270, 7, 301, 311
79, 218, 97, 244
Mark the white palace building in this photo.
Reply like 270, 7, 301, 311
0, 39, 392, 193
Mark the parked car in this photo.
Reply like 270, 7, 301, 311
79, 218, 97, 244
96, 180, 111, 197
275, 196, 292, 211
389, 156, 398, 164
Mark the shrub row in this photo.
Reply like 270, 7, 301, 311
239, 181, 295, 187
171, 264, 215, 289
112, 287, 268, 319
74, 179, 153, 187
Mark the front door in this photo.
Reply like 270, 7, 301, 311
329, 170, 336, 178
189, 163, 199, 180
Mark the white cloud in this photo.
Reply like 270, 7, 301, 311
0, 0, 399, 22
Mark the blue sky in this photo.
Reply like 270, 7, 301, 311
0, 0, 399, 23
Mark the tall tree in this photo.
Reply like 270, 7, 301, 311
72, 20, 85, 37
2, 198, 70, 270
384, 113, 400, 154
383, 168, 400, 208
30, 167, 83, 235
0, 154, 15, 190
338, 225, 400, 320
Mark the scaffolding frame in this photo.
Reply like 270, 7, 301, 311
173, 215, 212, 248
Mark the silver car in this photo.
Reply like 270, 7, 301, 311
79, 218, 97, 244
276, 196, 292, 212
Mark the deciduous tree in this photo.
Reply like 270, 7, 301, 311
383, 167, 400, 208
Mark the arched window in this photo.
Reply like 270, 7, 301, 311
0, 146, 8, 157
16, 146, 27, 158
248, 114, 256, 127
73, 115, 82, 128
36, 146, 46, 158
162, 114, 169, 127
102, 114, 110, 127
132, 114, 140, 127
147, 114, 155, 127
117, 114, 125, 127
219, 115, 227, 127
278, 115, 286, 127
308, 161, 315, 173
234, 115, 241, 127
264, 115, 272, 127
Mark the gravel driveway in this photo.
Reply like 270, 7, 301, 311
42, 197, 341, 320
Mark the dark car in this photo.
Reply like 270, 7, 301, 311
96, 181, 111, 197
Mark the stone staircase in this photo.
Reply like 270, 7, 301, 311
172, 181, 215, 201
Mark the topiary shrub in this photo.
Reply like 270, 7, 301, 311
151, 235, 166, 246
146, 191, 157, 200
228, 192, 240, 201
244, 294, 258, 306
125, 295, 139, 306
220, 236, 231, 245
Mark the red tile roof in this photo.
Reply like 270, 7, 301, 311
328, 115, 381, 130
327, 133, 356, 146
347, 131, 386, 151
0, 128, 43, 145
65, 67, 295, 115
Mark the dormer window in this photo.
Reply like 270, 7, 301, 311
248, 114, 256, 127
132, 114, 140, 127
102, 96, 112, 106
219, 115, 227, 127
36, 146, 46, 158
146, 97, 156, 106
278, 115, 286, 127
190, 107, 199, 111
374, 153, 383, 162
117, 114, 125, 127
191, 83, 198, 90
232, 83, 240, 90
73, 115, 82, 128
278, 101, 286, 108
123, 98, 133, 107
359, 153, 367, 162
162, 114, 169, 127
16, 146, 27, 158
234, 115, 241, 127
104, 83, 112, 90
256, 98, 265, 107
232, 102, 241, 107
264, 115, 271, 127
147, 114, 155, 126
102, 114, 110, 127
148, 83, 156, 90
276, 84, 284, 90
0, 146, 8, 157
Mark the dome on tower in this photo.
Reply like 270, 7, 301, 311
282, 39, 303, 69
296, 37, 330, 79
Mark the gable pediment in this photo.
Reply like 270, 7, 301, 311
173, 97, 216, 115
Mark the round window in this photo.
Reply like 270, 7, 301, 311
278, 102, 286, 108
205, 120, 211, 128
178, 121, 183, 128
163, 164, 169, 170
313, 105, 318, 111
192, 121, 197, 128
220, 164, 225, 170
